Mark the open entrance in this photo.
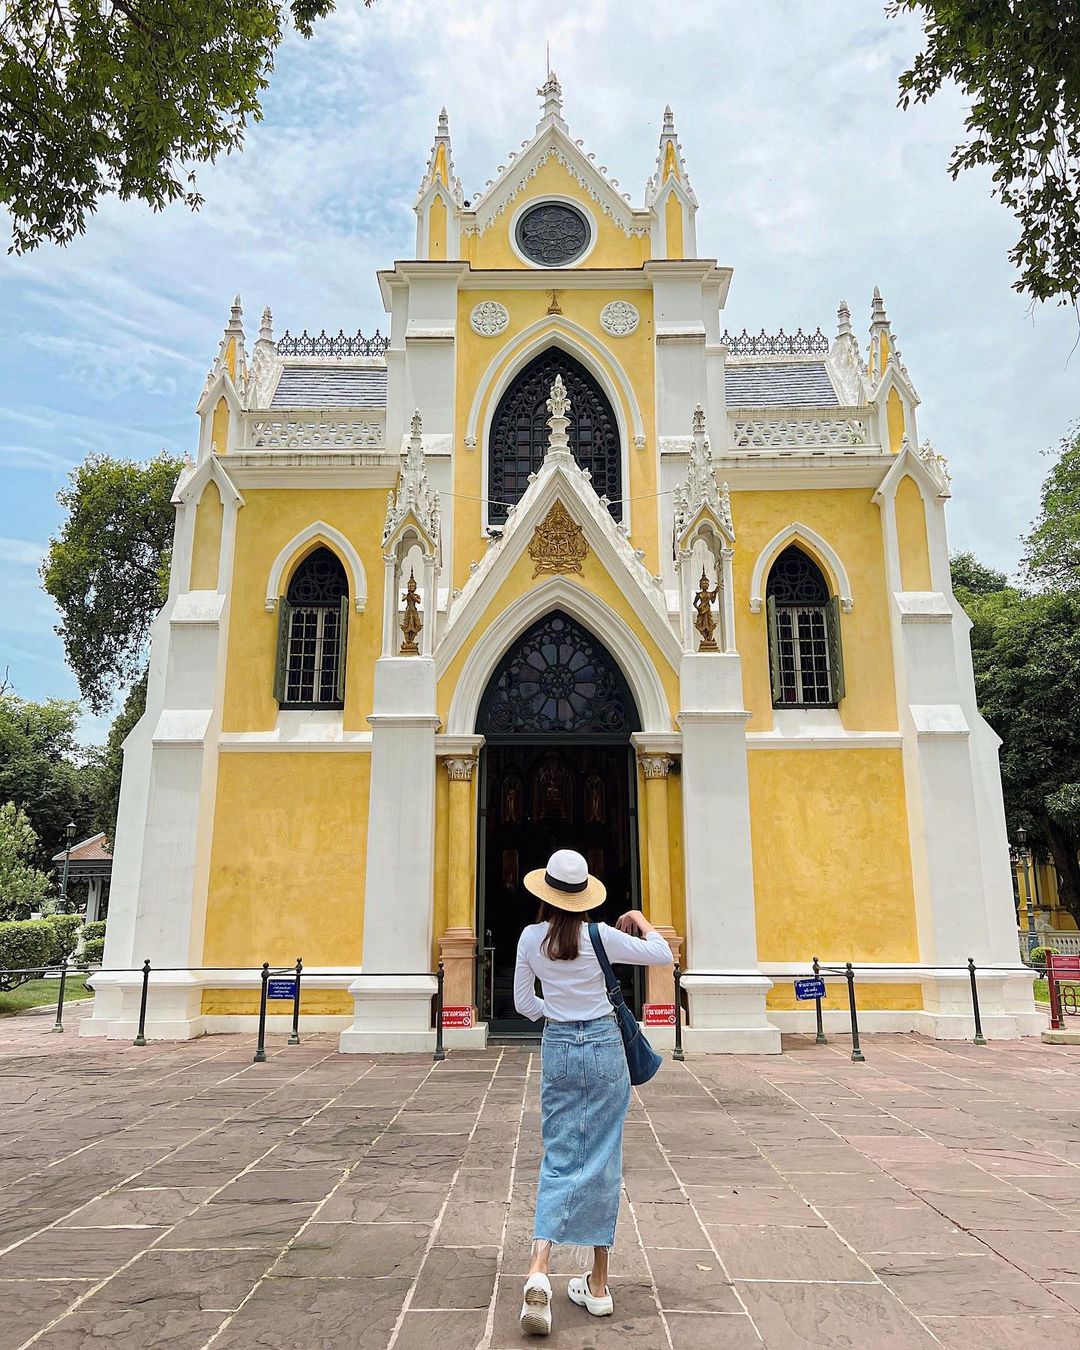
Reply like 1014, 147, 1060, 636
475, 610, 642, 1036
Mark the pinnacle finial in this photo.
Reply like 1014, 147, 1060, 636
871, 286, 887, 318
546, 375, 571, 421
437, 107, 449, 132
227, 295, 243, 330
410, 408, 423, 439
538, 69, 563, 122
692, 403, 706, 436
837, 300, 852, 338
663, 105, 675, 133
258, 306, 273, 343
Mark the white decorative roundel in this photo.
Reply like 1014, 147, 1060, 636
470, 301, 509, 336
600, 300, 639, 337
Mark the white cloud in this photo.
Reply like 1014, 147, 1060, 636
0, 0, 1075, 705
0, 537, 45, 565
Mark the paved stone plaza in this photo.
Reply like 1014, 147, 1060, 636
2, 1006, 1080, 1348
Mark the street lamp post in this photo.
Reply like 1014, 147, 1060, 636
59, 820, 76, 913
1016, 827, 1038, 960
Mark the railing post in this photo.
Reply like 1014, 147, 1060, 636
845, 962, 865, 1063
50, 959, 68, 1033
967, 957, 987, 1045
289, 957, 303, 1046
253, 962, 270, 1063
812, 956, 827, 1045
673, 963, 685, 1061
133, 959, 151, 1046
433, 961, 446, 1062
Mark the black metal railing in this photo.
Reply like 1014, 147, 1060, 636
722, 326, 830, 357
1, 959, 446, 1063
670, 958, 1036, 1064
276, 329, 390, 357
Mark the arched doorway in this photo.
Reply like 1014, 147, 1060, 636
488, 348, 622, 524
475, 609, 642, 1034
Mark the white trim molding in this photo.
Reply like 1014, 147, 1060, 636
264, 520, 368, 613
444, 577, 672, 736
748, 522, 854, 614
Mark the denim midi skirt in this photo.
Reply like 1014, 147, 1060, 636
533, 1015, 631, 1249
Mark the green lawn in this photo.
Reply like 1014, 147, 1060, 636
0, 975, 90, 1017
1033, 977, 1080, 1006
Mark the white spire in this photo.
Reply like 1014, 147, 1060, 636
673, 405, 732, 540
544, 376, 574, 462
258, 306, 273, 344
383, 410, 441, 547
537, 70, 566, 130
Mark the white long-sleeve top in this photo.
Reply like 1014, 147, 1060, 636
514, 920, 673, 1023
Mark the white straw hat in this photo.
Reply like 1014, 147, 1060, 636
524, 848, 606, 912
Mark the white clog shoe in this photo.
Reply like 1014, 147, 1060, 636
568, 1273, 614, 1317
520, 1273, 552, 1336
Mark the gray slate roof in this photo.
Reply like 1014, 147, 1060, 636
725, 361, 838, 409
270, 365, 388, 409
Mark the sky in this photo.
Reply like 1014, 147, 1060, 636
0, 0, 1076, 743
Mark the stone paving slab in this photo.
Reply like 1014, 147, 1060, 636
2, 1004, 1080, 1347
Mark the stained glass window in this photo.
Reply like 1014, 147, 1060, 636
478, 611, 639, 737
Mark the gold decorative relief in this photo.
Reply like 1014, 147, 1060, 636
529, 500, 588, 579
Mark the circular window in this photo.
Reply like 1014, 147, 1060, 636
514, 201, 591, 267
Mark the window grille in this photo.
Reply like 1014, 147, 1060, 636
488, 349, 621, 523
765, 546, 844, 707
274, 547, 349, 709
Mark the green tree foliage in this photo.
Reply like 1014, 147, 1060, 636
0, 692, 95, 868
0, 0, 339, 252
950, 549, 1008, 601
1022, 422, 1080, 590
93, 669, 146, 850
41, 452, 184, 714
0, 802, 53, 920
963, 584, 1080, 924
890, 1, 1080, 305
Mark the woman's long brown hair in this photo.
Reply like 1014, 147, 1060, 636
538, 901, 586, 961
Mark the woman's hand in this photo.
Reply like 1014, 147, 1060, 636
615, 909, 652, 937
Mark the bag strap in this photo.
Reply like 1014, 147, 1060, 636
587, 922, 626, 1010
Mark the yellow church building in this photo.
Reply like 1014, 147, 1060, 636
85, 77, 1040, 1050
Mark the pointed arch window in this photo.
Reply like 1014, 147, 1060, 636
274, 547, 349, 708
765, 546, 844, 707
488, 349, 621, 524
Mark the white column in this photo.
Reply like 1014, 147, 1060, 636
678, 652, 780, 1052
340, 656, 439, 1052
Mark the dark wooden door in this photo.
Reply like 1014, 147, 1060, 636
478, 742, 641, 1035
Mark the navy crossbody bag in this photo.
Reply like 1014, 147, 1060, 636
587, 922, 663, 1086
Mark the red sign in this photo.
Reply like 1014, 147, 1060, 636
441, 1005, 474, 1029
644, 1004, 676, 1027
1047, 955, 1080, 1029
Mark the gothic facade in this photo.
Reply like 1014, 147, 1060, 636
84, 79, 1040, 1050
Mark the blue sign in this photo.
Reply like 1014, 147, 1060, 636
267, 978, 297, 1001
794, 977, 826, 1001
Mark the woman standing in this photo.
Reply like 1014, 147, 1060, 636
514, 848, 673, 1336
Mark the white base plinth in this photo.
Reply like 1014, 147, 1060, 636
1043, 1028, 1080, 1045
79, 972, 205, 1041
443, 1024, 489, 1049
679, 974, 782, 1054
339, 973, 438, 1055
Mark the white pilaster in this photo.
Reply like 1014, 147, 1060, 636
678, 652, 780, 1052
340, 656, 440, 1052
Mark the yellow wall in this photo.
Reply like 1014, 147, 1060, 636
894, 475, 933, 591
465, 158, 650, 271
733, 489, 897, 732
203, 752, 370, 970
221, 489, 387, 733
211, 397, 230, 455
767, 983, 922, 1011
887, 387, 905, 454
665, 193, 684, 259
188, 481, 223, 591
428, 196, 447, 258
436, 551, 679, 728
453, 290, 658, 587
750, 748, 919, 963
